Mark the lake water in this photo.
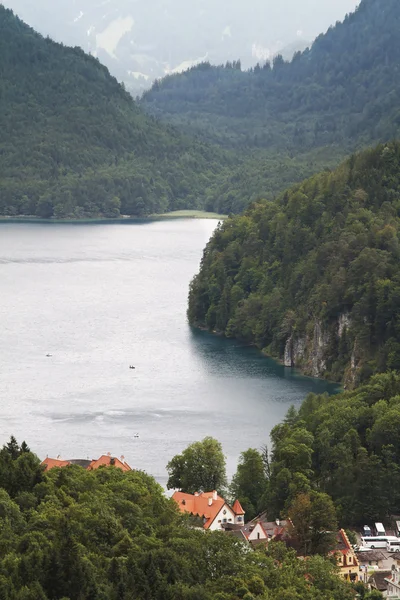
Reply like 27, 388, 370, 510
0, 220, 338, 485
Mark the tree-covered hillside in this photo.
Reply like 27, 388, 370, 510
0, 437, 355, 600
265, 371, 400, 526
0, 6, 234, 218
142, 0, 400, 212
143, 0, 400, 151
188, 142, 400, 385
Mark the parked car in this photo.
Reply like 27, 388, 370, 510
363, 525, 372, 537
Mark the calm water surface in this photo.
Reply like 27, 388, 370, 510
0, 220, 338, 485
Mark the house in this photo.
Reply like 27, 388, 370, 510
172, 490, 245, 531
356, 550, 387, 572
333, 529, 359, 582
386, 565, 400, 598
222, 520, 269, 546
247, 512, 290, 540
369, 571, 391, 596
42, 453, 132, 472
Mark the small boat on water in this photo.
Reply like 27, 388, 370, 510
129, 365, 135, 369
46, 353, 52, 357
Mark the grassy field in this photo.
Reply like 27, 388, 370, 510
150, 210, 227, 220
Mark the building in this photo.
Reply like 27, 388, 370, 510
333, 529, 359, 582
386, 565, 400, 598
42, 453, 132, 472
172, 490, 245, 531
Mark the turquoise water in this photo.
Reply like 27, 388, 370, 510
0, 220, 338, 484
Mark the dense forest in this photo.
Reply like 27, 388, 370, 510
0, 6, 238, 219
265, 371, 400, 527
3, 0, 400, 218
143, 0, 400, 150
142, 0, 400, 211
0, 437, 355, 600
188, 142, 400, 384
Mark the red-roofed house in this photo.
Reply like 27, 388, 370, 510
332, 529, 359, 581
42, 454, 132, 472
87, 455, 132, 472
42, 457, 71, 471
172, 490, 245, 531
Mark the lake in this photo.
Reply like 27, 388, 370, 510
0, 220, 338, 485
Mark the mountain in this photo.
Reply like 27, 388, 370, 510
2, 0, 358, 95
188, 141, 400, 386
143, 0, 400, 151
0, 6, 232, 218
141, 0, 400, 213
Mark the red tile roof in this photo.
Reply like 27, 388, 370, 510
42, 457, 71, 471
42, 455, 132, 472
87, 455, 132, 471
172, 491, 246, 529
173, 491, 226, 529
232, 499, 245, 515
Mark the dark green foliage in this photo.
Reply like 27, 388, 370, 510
286, 492, 338, 556
0, 438, 353, 600
143, 0, 400, 212
166, 437, 227, 494
264, 372, 400, 525
230, 449, 267, 520
188, 142, 400, 384
0, 6, 235, 218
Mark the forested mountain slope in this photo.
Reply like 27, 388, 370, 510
0, 6, 232, 218
188, 142, 400, 386
142, 0, 400, 212
143, 0, 400, 152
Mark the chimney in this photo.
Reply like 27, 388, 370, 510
120, 455, 125, 463
212, 490, 218, 501
194, 492, 199, 496
276, 519, 280, 526
208, 497, 213, 506
107, 452, 111, 456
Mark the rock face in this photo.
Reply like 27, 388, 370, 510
283, 312, 359, 384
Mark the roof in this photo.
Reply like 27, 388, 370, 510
241, 521, 268, 540
172, 491, 226, 529
42, 457, 71, 471
356, 550, 386, 563
42, 455, 132, 472
232, 499, 245, 515
335, 529, 355, 555
87, 455, 132, 471
225, 529, 249, 543
370, 571, 392, 591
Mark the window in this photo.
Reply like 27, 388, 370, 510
257, 532, 260, 539
237, 516, 243, 522
223, 519, 227, 523
228, 518, 232, 522
348, 557, 352, 563
218, 520, 221, 523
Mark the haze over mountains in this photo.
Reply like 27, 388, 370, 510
2, 0, 359, 94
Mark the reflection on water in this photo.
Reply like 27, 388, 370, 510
0, 220, 338, 485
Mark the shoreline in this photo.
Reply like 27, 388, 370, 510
0, 210, 228, 224
192, 323, 343, 389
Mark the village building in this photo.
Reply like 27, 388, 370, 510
332, 529, 359, 582
42, 453, 132, 472
172, 491, 245, 531
386, 563, 400, 598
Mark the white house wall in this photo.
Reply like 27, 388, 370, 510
208, 504, 236, 531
